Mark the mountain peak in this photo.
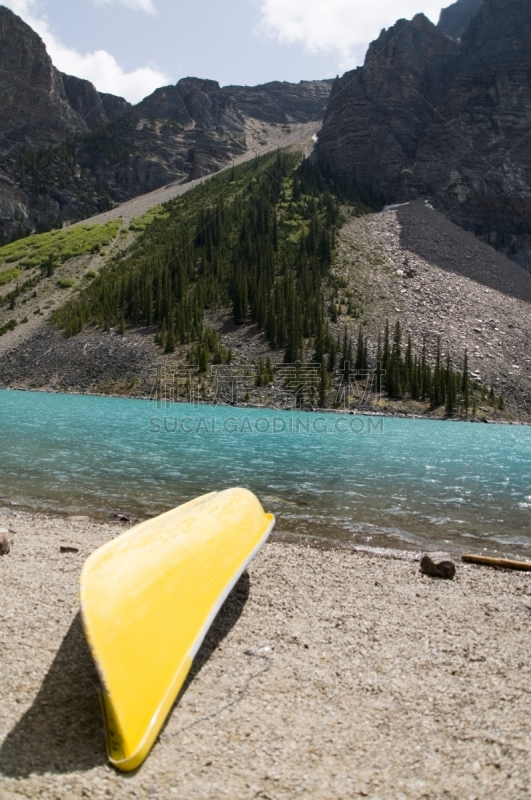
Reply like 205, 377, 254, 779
438, 0, 484, 40
0, 5, 87, 157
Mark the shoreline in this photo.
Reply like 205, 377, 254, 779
1, 510, 530, 799
2, 384, 528, 426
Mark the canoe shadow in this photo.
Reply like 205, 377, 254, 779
0, 571, 250, 777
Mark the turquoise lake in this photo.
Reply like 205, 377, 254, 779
1, 390, 530, 556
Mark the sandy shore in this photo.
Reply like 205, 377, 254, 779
1, 510, 530, 800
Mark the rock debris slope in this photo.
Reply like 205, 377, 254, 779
335, 200, 531, 418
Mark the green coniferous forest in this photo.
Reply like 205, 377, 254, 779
52, 151, 362, 358
51, 150, 503, 416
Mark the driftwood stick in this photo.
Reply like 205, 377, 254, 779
462, 554, 531, 571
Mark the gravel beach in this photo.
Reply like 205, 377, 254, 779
1, 511, 530, 800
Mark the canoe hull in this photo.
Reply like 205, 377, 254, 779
80, 488, 274, 771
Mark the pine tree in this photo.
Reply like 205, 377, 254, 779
382, 320, 390, 372
256, 358, 265, 387
313, 313, 324, 366
405, 334, 413, 391
318, 362, 328, 408
165, 314, 176, 353
265, 357, 273, 384
420, 339, 428, 400
355, 326, 366, 372
158, 319, 167, 351
411, 355, 420, 400
393, 320, 402, 362
198, 344, 209, 372
431, 337, 445, 407
327, 339, 336, 372
445, 355, 456, 416
386, 321, 403, 398
462, 349, 470, 414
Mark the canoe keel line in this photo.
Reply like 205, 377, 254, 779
80, 488, 275, 771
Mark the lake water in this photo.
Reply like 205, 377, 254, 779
1, 390, 530, 557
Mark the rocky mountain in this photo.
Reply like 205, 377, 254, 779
437, 0, 484, 39
0, 5, 331, 245
316, 14, 461, 202
137, 78, 244, 131
61, 74, 131, 130
0, 7, 131, 154
0, 8, 86, 159
317, 0, 531, 269
222, 80, 333, 125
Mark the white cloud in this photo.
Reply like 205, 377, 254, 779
93, 0, 157, 15
256, 0, 450, 72
3, 0, 169, 103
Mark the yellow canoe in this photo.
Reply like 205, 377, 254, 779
80, 488, 274, 772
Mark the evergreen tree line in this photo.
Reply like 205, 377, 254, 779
53, 151, 373, 359
334, 320, 504, 415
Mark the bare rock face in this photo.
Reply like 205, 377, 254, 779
222, 80, 333, 125
137, 77, 245, 133
61, 73, 131, 130
414, 0, 531, 269
99, 92, 131, 122
317, 0, 531, 268
317, 14, 460, 201
438, 0, 484, 40
0, 7, 87, 159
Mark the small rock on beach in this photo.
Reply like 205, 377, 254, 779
420, 551, 456, 580
0, 531, 11, 555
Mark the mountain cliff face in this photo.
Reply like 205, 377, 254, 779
222, 80, 333, 124
61, 73, 131, 130
137, 77, 245, 131
412, 0, 531, 266
316, 14, 460, 201
0, 5, 331, 244
437, 0, 484, 39
0, 7, 87, 158
0, 70, 249, 239
317, 0, 531, 268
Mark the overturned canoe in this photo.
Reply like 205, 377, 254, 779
80, 488, 274, 772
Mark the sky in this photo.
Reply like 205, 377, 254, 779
3, 0, 452, 103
